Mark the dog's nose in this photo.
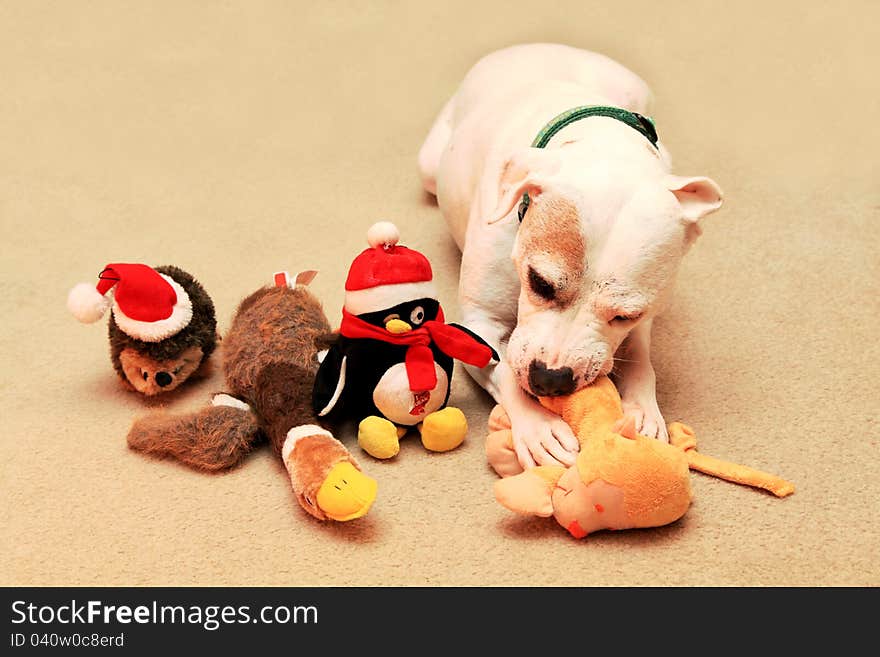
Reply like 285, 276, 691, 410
528, 360, 576, 397
155, 371, 173, 387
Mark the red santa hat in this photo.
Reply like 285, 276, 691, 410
67, 263, 193, 342
344, 222, 437, 316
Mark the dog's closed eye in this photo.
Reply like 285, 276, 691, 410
528, 266, 556, 301
610, 312, 643, 325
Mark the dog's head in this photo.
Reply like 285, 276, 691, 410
489, 132, 722, 397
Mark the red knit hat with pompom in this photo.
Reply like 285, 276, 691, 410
343, 222, 437, 315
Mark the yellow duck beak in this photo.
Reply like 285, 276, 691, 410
316, 461, 378, 521
385, 318, 412, 334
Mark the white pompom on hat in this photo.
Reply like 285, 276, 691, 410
366, 221, 401, 249
67, 263, 193, 342
67, 282, 112, 324
343, 222, 437, 316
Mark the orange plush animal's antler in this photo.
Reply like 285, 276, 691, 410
487, 375, 793, 538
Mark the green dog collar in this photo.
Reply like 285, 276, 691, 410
518, 105, 659, 221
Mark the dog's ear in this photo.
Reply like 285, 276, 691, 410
666, 175, 723, 223
487, 147, 562, 224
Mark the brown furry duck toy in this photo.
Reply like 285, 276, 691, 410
67, 263, 218, 396
126, 270, 378, 522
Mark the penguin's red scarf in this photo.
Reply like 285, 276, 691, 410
339, 308, 492, 391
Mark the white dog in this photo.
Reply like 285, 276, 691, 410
418, 43, 723, 470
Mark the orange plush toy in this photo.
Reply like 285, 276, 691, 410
487, 375, 794, 539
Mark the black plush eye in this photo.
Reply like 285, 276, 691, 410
142, 371, 149, 380
409, 306, 425, 325
528, 267, 556, 301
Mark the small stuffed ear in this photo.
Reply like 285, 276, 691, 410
666, 175, 723, 223
494, 470, 556, 517
487, 148, 562, 224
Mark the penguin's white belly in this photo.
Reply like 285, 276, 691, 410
372, 362, 448, 426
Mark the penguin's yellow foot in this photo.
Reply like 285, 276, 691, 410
419, 406, 468, 452
358, 415, 401, 459
315, 461, 378, 521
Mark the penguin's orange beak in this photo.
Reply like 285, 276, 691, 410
385, 318, 412, 334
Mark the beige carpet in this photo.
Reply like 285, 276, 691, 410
2, 0, 878, 587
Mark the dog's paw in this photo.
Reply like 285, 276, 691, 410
621, 399, 669, 443
508, 403, 579, 469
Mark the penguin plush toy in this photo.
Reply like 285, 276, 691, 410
313, 222, 496, 459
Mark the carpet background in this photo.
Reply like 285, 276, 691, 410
2, 0, 877, 586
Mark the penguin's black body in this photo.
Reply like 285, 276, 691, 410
313, 298, 457, 428
312, 220, 497, 459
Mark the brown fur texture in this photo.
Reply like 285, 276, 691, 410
127, 405, 260, 471
223, 286, 330, 387
109, 265, 218, 394
253, 361, 321, 455
127, 282, 365, 521
221, 286, 330, 451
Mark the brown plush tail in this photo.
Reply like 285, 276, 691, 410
127, 404, 261, 472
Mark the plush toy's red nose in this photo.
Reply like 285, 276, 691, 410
566, 519, 587, 539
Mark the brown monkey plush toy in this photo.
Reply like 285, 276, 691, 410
126, 271, 377, 522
